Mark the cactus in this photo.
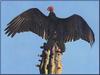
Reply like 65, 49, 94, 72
37, 43, 62, 74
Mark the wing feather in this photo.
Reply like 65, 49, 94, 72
5, 8, 51, 40
58, 14, 95, 46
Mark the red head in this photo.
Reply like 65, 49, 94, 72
47, 6, 54, 12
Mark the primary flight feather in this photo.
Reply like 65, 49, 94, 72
5, 6, 95, 53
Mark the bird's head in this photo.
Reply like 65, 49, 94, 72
47, 6, 54, 12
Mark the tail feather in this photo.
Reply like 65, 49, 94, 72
47, 39, 65, 53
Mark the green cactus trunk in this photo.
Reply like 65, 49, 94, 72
37, 43, 62, 74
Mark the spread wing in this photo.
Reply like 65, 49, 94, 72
59, 14, 95, 46
4, 8, 51, 40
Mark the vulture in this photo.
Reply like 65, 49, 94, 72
5, 6, 95, 53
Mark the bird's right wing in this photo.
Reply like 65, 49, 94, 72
58, 14, 95, 46
5, 8, 51, 40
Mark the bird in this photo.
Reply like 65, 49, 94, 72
4, 6, 95, 53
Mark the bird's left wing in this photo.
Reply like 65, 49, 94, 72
58, 14, 95, 46
5, 8, 51, 40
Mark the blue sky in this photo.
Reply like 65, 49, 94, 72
1, 1, 99, 74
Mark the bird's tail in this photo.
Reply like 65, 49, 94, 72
46, 39, 65, 53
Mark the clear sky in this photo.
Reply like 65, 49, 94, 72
1, 1, 99, 74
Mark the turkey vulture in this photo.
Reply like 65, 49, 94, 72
5, 6, 95, 53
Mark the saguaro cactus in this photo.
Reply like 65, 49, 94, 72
37, 43, 62, 74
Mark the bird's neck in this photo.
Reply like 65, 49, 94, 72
48, 12, 57, 20
49, 12, 56, 17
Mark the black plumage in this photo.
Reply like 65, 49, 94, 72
5, 7, 95, 53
